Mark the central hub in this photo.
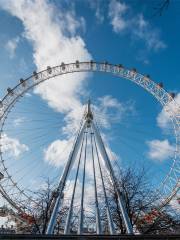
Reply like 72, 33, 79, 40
85, 100, 93, 128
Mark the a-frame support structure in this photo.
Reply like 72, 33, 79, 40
46, 101, 133, 234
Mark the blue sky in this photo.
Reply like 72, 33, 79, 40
0, 0, 179, 214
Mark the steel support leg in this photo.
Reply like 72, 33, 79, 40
64, 132, 85, 234
93, 134, 115, 235
90, 132, 101, 234
92, 122, 133, 234
46, 123, 86, 234
78, 130, 88, 234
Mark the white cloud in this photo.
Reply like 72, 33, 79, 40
59, 8, 86, 35
62, 104, 86, 137
44, 96, 129, 168
108, 0, 166, 52
108, 0, 128, 32
0, 1, 130, 170
157, 93, 180, 130
100, 133, 119, 170
44, 127, 118, 182
157, 108, 171, 130
133, 14, 166, 52
13, 117, 25, 126
147, 94, 179, 163
64, 179, 95, 213
1, 133, 29, 158
64, 178, 81, 202
99, 95, 122, 109
88, 0, 105, 24
5, 36, 20, 58
94, 95, 135, 129
24, 92, 32, 97
147, 139, 175, 161
83, 134, 118, 180
0, 0, 91, 135
106, 144, 118, 162
44, 139, 73, 168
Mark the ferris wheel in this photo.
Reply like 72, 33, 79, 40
0, 61, 179, 228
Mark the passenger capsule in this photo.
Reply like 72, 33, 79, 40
61, 62, 65, 70
157, 82, 163, 88
20, 78, 26, 87
75, 60, 80, 68
0, 101, 3, 108
47, 66, 52, 74
103, 61, 108, 70
7, 88, 13, 95
131, 68, 137, 72
143, 74, 150, 82
33, 71, 38, 80
118, 64, 123, 69
90, 60, 94, 67
169, 92, 175, 99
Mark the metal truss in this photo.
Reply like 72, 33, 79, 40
0, 61, 179, 228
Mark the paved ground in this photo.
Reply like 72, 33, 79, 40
0, 235, 180, 240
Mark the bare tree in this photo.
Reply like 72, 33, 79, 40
17, 179, 68, 234
104, 166, 179, 234
17, 167, 179, 234
31, 179, 55, 234
153, 0, 170, 16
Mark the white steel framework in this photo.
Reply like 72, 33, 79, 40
46, 100, 133, 234
0, 61, 179, 233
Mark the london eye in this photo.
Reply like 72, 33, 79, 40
0, 61, 179, 234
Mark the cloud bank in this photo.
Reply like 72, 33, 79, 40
0, 0, 93, 167
147, 139, 175, 161
5, 36, 20, 59
157, 93, 180, 130
108, 0, 166, 52
1, 133, 29, 158
0, 0, 91, 126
